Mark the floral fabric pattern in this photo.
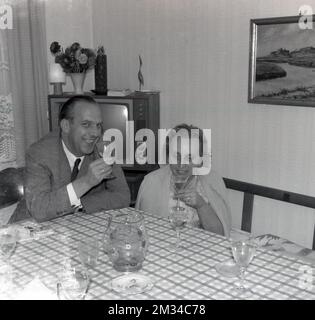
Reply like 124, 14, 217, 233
230, 229, 315, 263
254, 233, 315, 263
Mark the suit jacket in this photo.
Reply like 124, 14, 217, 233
24, 131, 130, 222
135, 165, 231, 237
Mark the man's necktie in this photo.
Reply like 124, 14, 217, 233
71, 158, 81, 182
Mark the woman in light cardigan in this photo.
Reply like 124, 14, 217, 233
135, 124, 231, 237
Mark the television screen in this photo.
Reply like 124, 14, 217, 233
99, 103, 129, 162
100, 104, 128, 138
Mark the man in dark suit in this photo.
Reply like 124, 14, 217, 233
23, 95, 130, 222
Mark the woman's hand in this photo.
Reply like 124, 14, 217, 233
177, 186, 207, 209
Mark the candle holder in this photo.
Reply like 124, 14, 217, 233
52, 83, 63, 95
94, 46, 107, 95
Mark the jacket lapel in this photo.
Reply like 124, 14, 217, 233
57, 138, 98, 184
58, 138, 72, 186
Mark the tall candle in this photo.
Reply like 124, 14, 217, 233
95, 46, 107, 94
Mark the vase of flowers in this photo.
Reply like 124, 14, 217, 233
69, 72, 86, 94
50, 41, 96, 94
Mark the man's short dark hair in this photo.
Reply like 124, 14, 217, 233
58, 95, 98, 124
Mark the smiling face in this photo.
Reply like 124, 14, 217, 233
61, 101, 103, 157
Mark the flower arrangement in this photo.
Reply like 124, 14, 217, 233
50, 41, 96, 73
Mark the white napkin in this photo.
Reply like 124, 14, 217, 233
15, 277, 57, 300
0, 203, 17, 226
6, 222, 55, 243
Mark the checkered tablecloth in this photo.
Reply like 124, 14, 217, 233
4, 207, 315, 300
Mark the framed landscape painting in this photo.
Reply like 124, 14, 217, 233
248, 15, 315, 107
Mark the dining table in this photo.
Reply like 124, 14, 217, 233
1, 207, 315, 300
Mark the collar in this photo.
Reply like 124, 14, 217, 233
61, 140, 84, 170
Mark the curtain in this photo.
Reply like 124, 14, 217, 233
0, 4, 16, 168
0, 0, 49, 170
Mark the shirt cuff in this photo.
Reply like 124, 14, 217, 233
67, 183, 82, 208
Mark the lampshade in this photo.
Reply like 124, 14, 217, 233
49, 63, 66, 83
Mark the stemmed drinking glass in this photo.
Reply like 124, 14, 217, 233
0, 263, 13, 298
168, 206, 189, 250
0, 228, 18, 264
172, 175, 189, 210
168, 175, 190, 250
57, 264, 90, 300
96, 140, 116, 180
230, 239, 256, 296
78, 238, 100, 270
0, 229, 16, 298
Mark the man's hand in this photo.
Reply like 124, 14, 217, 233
72, 159, 112, 199
82, 158, 112, 188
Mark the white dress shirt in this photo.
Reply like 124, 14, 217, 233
62, 140, 84, 208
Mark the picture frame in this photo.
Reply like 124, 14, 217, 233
248, 15, 315, 107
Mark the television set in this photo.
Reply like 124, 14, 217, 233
48, 92, 160, 172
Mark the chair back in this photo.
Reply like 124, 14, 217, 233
223, 177, 315, 250
0, 167, 25, 209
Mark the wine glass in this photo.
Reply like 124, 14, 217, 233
57, 266, 90, 300
0, 228, 18, 263
167, 175, 190, 251
230, 239, 256, 296
96, 140, 116, 180
168, 205, 189, 250
0, 263, 13, 298
78, 238, 100, 269
172, 175, 190, 210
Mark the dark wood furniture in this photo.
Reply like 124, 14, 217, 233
0, 166, 28, 224
0, 167, 24, 210
224, 178, 315, 250
47, 91, 160, 205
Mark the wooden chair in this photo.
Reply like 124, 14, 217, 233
223, 178, 315, 251
0, 167, 24, 209
0, 167, 25, 224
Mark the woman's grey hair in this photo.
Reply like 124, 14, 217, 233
166, 123, 205, 159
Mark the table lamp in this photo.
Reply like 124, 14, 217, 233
49, 63, 66, 95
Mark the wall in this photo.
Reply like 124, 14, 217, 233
91, 0, 315, 248
46, 0, 315, 248
45, 0, 94, 94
